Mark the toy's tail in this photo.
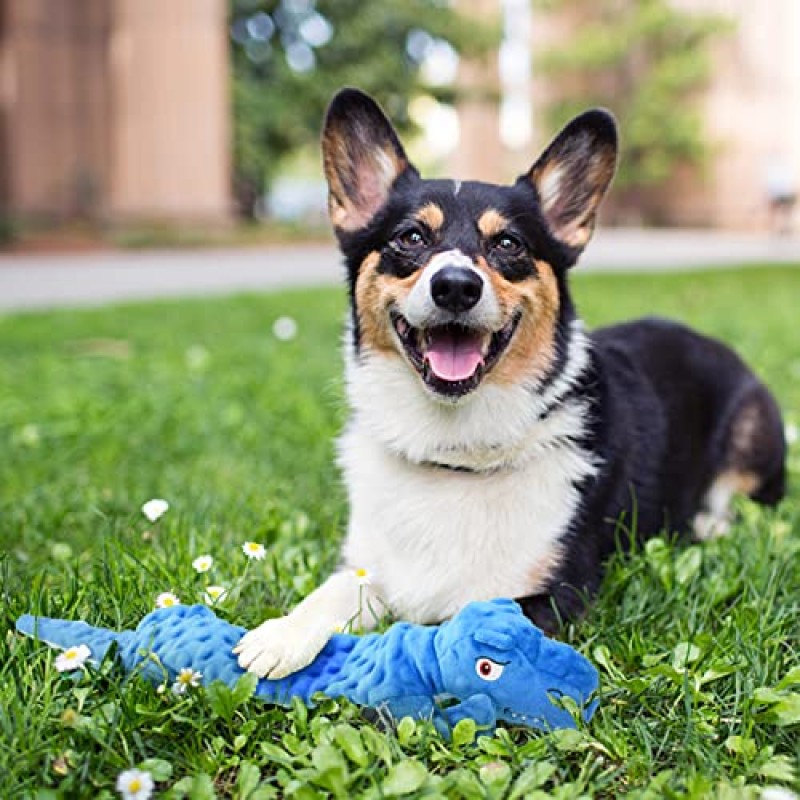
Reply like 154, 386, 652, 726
15, 615, 129, 665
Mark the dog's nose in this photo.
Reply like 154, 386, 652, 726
430, 266, 483, 313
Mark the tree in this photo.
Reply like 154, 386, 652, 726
534, 0, 731, 222
229, 0, 496, 218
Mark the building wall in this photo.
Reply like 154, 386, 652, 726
0, 0, 230, 223
666, 0, 800, 229
109, 0, 230, 220
0, 1, 112, 218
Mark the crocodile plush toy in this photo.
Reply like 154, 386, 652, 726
16, 598, 598, 736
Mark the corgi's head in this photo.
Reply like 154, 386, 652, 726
323, 87, 617, 411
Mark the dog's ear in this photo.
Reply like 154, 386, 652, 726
525, 110, 618, 253
322, 88, 417, 232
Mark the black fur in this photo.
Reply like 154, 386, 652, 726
519, 319, 787, 630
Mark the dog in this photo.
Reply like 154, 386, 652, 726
234, 88, 786, 679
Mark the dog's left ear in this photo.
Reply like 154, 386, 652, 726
322, 88, 418, 232
525, 110, 618, 253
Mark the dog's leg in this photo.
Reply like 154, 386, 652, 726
233, 570, 383, 679
692, 470, 752, 540
694, 383, 786, 541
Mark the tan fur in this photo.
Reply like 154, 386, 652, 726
730, 400, 762, 458
693, 469, 760, 540
354, 252, 415, 354
716, 469, 760, 496
526, 543, 565, 595
478, 258, 560, 387
415, 203, 445, 232
477, 209, 510, 239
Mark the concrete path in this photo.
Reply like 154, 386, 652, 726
1, 228, 798, 312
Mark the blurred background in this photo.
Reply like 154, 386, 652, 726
0, 0, 799, 250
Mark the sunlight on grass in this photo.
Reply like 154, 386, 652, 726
1, 268, 798, 796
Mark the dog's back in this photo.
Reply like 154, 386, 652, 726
518, 317, 786, 629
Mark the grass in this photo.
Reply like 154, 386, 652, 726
1, 265, 798, 798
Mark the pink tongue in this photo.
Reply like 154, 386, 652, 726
425, 328, 484, 381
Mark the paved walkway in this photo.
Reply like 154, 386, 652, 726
1, 229, 798, 312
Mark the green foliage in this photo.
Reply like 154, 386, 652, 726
536, 0, 732, 202
229, 1, 496, 216
1, 267, 799, 796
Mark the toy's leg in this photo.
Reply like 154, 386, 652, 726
234, 570, 384, 679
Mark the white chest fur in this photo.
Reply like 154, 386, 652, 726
337, 344, 597, 623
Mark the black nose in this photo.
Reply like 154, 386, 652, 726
430, 266, 483, 313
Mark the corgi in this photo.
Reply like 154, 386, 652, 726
234, 88, 786, 679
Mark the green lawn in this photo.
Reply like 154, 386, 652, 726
1, 266, 798, 798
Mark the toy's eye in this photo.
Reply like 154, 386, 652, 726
396, 227, 427, 249
475, 657, 505, 681
493, 233, 523, 256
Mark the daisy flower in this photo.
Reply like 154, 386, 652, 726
54, 644, 92, 673
242, 541, 266, 560
191, 554, 214, 573
172, 667, 203, 695
203, 585, 228, 605
272, 316, 298, 341
116, 768, 155, 800
353, 567, 371, 586
155, 592, 180, 609
141, 498, 169, 522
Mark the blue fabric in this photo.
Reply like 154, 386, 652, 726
16, 598, 598, 736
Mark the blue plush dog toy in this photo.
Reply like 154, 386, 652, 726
16, 598, 598, 736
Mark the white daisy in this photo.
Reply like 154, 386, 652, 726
242, 541, 266, 560
141, 499, 169, 522
203, 585, 228, 605
272, 316, 298, 341
155, 592, 180, 609
785, 423, 798, 446
191, 554, 214, 573
353, 567, 371, 586
172, 667, 203, 695
116, 768, 155, 800
54, 644, 92, 673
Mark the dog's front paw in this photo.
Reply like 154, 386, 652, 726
232, 615, 333, 679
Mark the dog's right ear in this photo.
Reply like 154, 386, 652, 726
322, 88, 418, 232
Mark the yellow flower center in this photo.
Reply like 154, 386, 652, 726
128, 778, 142, 792
355, 568, 368, 578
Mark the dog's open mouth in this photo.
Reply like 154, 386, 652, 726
390, 311, 521, 397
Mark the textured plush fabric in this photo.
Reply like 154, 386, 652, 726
16, 598, 598, 735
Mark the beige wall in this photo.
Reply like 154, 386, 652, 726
0, 1, 112, 217
109, 0, 230, 220
0, 0, 230, 223
667, 0, 800, 229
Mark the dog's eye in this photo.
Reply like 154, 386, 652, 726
475, 657, 505, 682
395, 228, 427, 250
493, 233, 523, 256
